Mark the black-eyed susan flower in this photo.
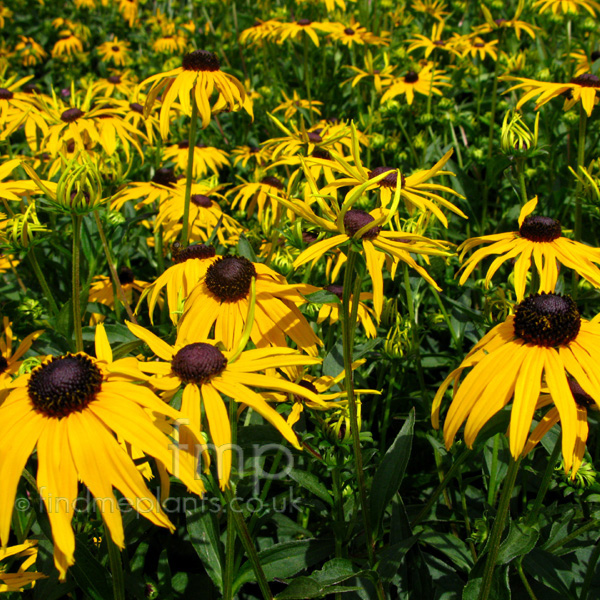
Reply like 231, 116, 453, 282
111, 167, 178, 211
92, 71, 137, 98
474, 0, 538, 40
272, 90, 323, 122
51, 30, 84, 58
143, 243, 219, 324
239, 19, 281, 45
407, 21, 461, 58
0, 3, 12, 28
432, 292, 600, 475
178, 255, 322, 354
343, 50, 396, 94
503, 73, 600, 117
313, 127, 465, 227
14, 36, 47, 67
326, 20, 389, 47
0, 540, 46, 592
457, 197, 600, 300
96, 37, 130, 66
88, 267, 148, 324
163, 140, 230, 178
533, 0, 600, 15
231, 144, 271, 169
143, 49, 252, 137
412, 0, 450, 20
118, 0, 138, 27
277, 176, 450, 319
152, 33, 187, 54
228, 173, 289, 226
459, 36, 499, 62
0, 323, 205, 579
270, 19, 332, 47
317, 284, 377, 338
381, 64, 450, 105
126, 321, 323, 487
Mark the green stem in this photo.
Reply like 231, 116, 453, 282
93, 211, 137, 324
105, 526, 126, 600
517, 158, 528, 206
574, 104, 588, 243
517, 557, 538, 600
225, 487, 273, 600
526, 434, 561, 526
223, 395, 238, 600
72, 215, 83, 352
181, 102, 199, 247
27, 249, 59, 316
478, 457, 521, 600
487, 434, 501, 508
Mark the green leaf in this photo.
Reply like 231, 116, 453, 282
376, 537, 420, 583
497, 520, 539, 565
462, 564, 511, 600
186, 505, 224, 593
233, 539, 335, 592
69, 535, 114, 600
417, 531, 474, 572
370, 408, 415, 535
289, 468, 334, 507
303, 290, 340, 304
276, 580, 359, 599
237, 234, 258, 262
54, 298, 74, 342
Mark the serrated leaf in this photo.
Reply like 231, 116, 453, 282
370, 409, 415, 535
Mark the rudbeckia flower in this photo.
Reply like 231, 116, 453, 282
473, 0, 538, 40
502, 73, 600, 117
317, 284, 377, 338
412, 0, 450, 21
270, 19, 332, 47
92, 71, 137, 98
142, 49, 252, 137
14, 36, 47, 67
272, 90, 323, 121
51, 30, 84, 58
111, 166, 178, 211
343, 50, 396, 94
432, 292, 600, 475
143, 243, 219, 324
277, 173, 450, 319
126, 322, 323, 487
326, 20, 389, 47
163, 140, 230, 178
380, 64, 450, 105
457, 197, 600, 300
178, 255, 322, 354
152, 33, 187, 54
96, 37, 130, 66
228, 173, 289, 227
0, 540, 46, 591
312, 127, 465, 227
238, 19, 281, 46
0, 323, 205, 579
533, 0, 600, 15
407, 21, 461, 58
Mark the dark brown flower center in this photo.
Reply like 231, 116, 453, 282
343, 209, 381, 239
369, 166, 407, 188
111, 45, 121, 52
592, 50, 600, 62
514, 293, 580, 347
177, 140, 190, 149
172, 243, 216, 264
118, 266, 135, 285
108, 75, 122, 84
434, 39, 445, 46
294, 379, 319, 403
260, 176, 284, 190
307, 131, 323, 143
205, 256, 257, 302
297, 19, 312, 25
325, 284, 344, 299
344, 28, 355, 35
404, 71, 419, 83
171, 343, 227, 384
519, 216, 562, 242
570, 73, 600, 88
474, 42, 485, 48
130, 102, 143, 114
494, 18, 507, 25
0, 355, 8, 374
568, 379, 596, 409
182, 50, 220, 72
61, 107, 85, 123
302, 230, 319, 244
151, 167, 177, 188
28, 354, 103, 418
191, 194, 212, 207
312, 147, 332, 160
23, 83, 39, 94
0, 88, 14, 100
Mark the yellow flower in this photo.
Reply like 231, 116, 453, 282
143, 243, 219, 324
228, 173, 289, 227
0, 3, 12, 28
458, 36, 499, 62
533, 0, 600, 15
412, 0, 450, 21
432, 292, 600, 476
272, 89, 323, 121
238, 19, 281, 46
0, 540, 46, 592
14, 36, 47, 66
0, 316, 42, 391
118, 0, 138, 27
178, 255, 322, 354
163, 140, 230, 178
96, 37, 130, 66
502, 73, 600, 117
51, 30, 84, 58
343, 50, 396, 94
111, 167, 178, 211
127, 321, 323, 487
270, 19, 332, 47
317, 285, 377, 338
152, 33, 188, 54
380, 64, 450, 105
407, 21, 461, 58
474, 0, 538, 39
326, 20, 389, 47
0, 323, 205, 579
457, 197, 600, 300
92, 71, 137, 98
143, 49, 252, 137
